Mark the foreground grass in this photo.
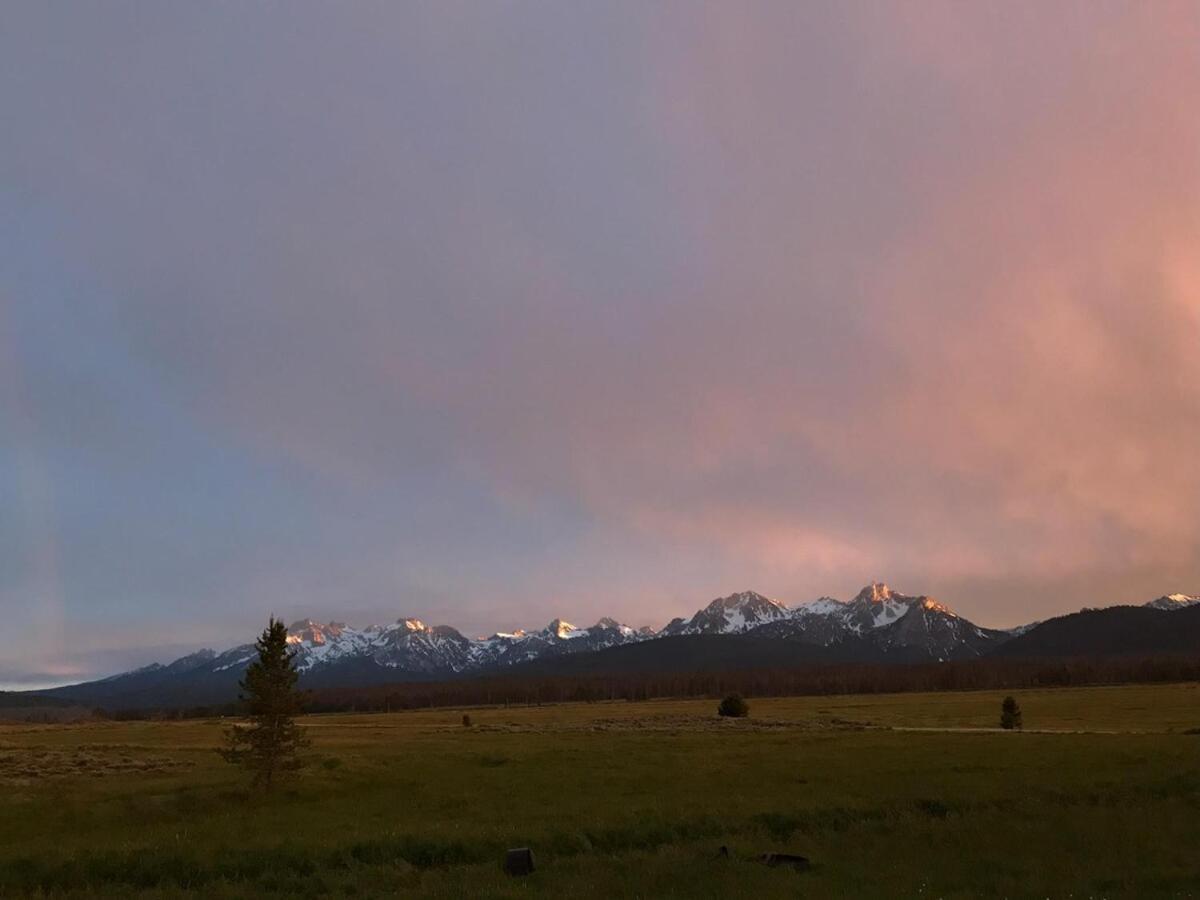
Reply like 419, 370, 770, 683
1, 683, 1198, 897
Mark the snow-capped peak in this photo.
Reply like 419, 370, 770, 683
485, 629, 527, 641
82, 580, 1041, 693
1145, 593, 1200, 610
663, 590, 791, 635
794, 596, 844, 616
594, 616, 636, 636
725, 590, 786, 608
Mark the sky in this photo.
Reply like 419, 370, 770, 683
2, 2, 1198, 688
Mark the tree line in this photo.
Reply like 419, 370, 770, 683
303, 655, 1200, 713
106, 653, 1200, 720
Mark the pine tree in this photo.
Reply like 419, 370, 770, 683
1000, 695, 1023, 731
221, 617, 309, 790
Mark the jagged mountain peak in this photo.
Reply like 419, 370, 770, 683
666, 586, 968, 642
848, 584, 954, 616
287, 619, 346, 645
544, 618, 580, 639
37, 584, 1200, 711
709, 590, 786, 610
664, 590, 790, 636
427, 624, 467, 638
846, 584, 955, 616
852, 582, 906, 604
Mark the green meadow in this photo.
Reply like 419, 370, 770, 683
1, 683, 1198, 898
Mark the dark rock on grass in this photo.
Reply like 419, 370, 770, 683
503, 847, 535, 876
759, 852, 810, 871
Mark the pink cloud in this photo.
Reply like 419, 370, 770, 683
35, 2, 1194, 634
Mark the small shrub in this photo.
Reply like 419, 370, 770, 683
461, 714, 472, 728
717, 693, 749, 718
1000, 695, 1023, 730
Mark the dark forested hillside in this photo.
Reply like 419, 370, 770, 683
993, 605, 1200, 659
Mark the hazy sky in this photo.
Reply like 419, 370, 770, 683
3, 2, 1198, 686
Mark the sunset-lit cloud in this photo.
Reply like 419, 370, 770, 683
2, 2, 1197, 679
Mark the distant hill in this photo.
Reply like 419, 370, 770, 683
34, 660, 247, 711
993, 604, 1200, 659
0, 691, 75, 709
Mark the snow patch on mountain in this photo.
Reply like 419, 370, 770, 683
105, 581, 1200, 688
1144, 593, 1200, 610
661, 591, 791, 636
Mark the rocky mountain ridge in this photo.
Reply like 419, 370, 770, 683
33, 583, 1197, 710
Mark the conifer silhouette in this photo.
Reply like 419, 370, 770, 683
221, 617, 309, 789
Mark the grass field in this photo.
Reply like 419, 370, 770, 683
1, 683, 1198, 898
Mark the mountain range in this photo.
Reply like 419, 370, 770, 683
27, 584, 1200, 711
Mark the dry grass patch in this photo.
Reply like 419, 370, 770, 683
0, 747, 193, 781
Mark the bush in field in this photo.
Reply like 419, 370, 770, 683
717, 693, 749, 718
461, 713, 472, 728
1000, 695, 1023, 730
220, 617, 309, 790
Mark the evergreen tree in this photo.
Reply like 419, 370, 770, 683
221, 617, 309, 790
1000, 695, 1023, 730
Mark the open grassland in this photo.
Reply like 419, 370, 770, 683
1, 683, 1198, 898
